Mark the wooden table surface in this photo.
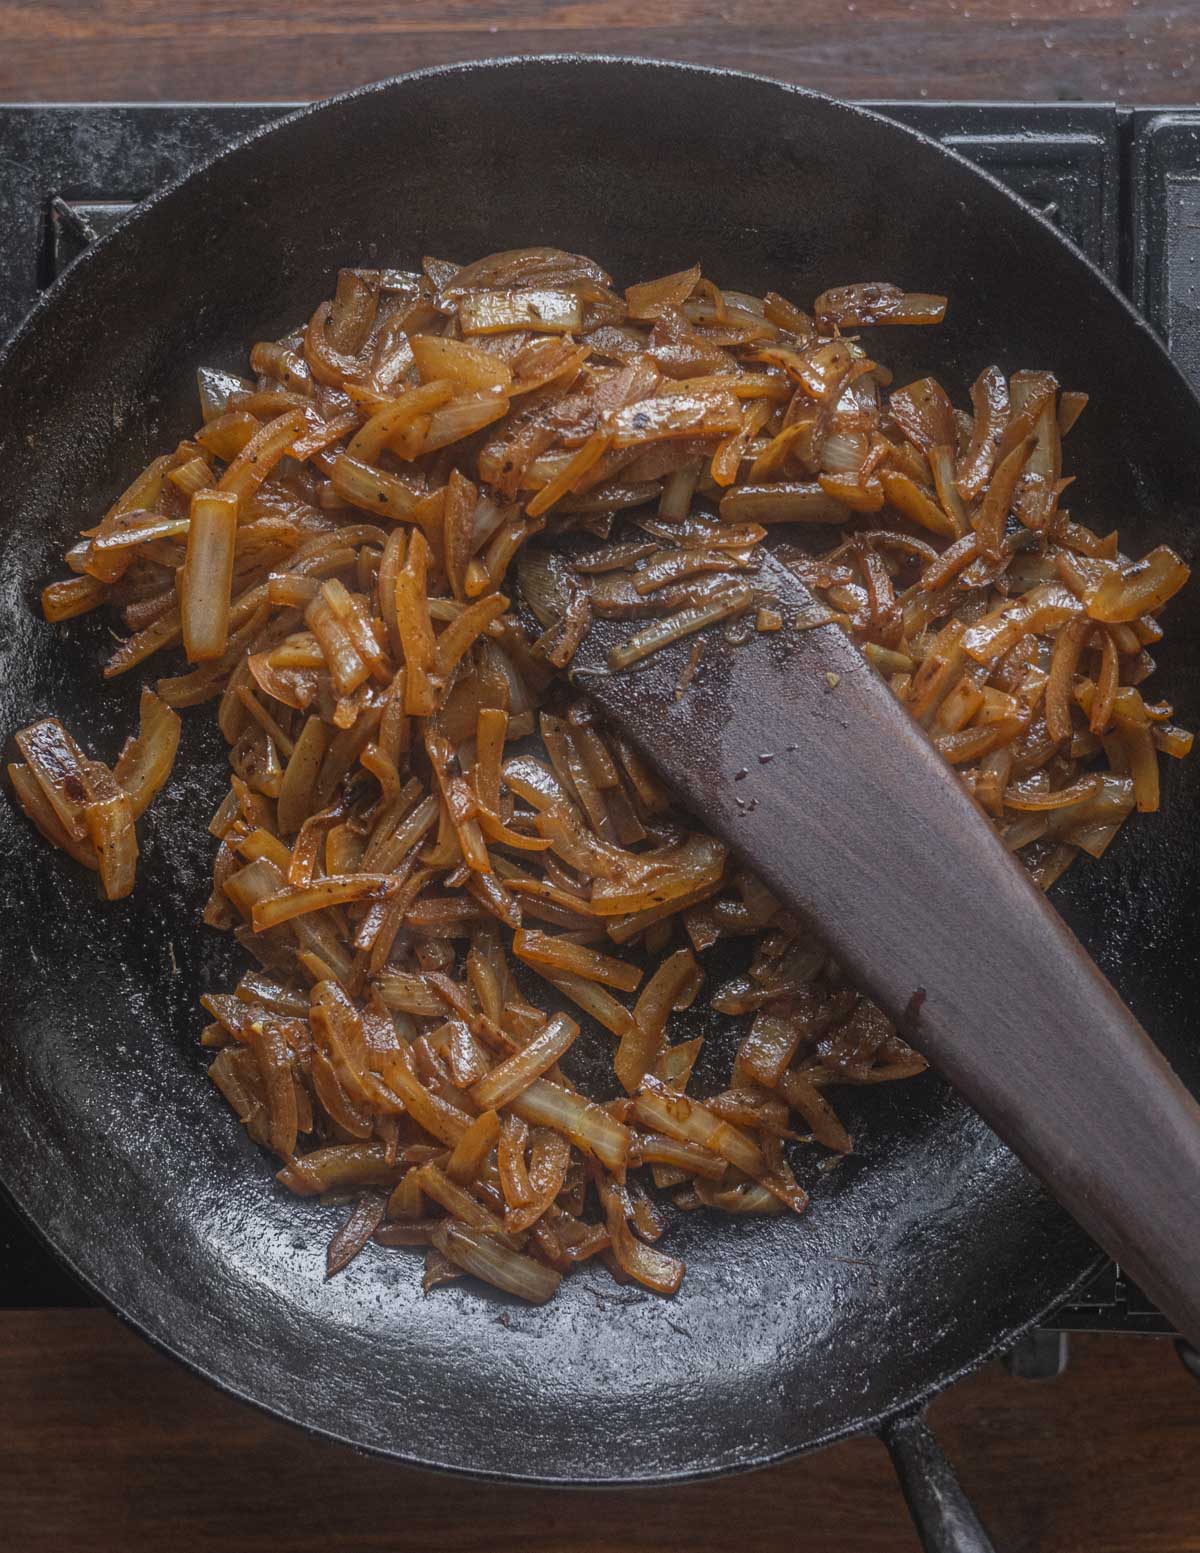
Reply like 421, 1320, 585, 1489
2, 2, 1199, 1549
2, 1316, 1199, 1553
0, 0, 1197, 105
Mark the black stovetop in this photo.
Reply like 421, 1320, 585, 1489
0, 99, 1196, 1336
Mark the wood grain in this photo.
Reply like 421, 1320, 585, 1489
0, 1313, 1196, 1553
0, 0, 1197, 106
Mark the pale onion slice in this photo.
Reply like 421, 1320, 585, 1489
180, 489, 238, 663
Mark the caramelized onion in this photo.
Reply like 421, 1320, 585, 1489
14, 247, 1187, 1306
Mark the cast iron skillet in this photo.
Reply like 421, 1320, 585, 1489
1, 56, 1197, 1548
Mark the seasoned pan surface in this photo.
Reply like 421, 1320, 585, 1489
0, 58, 1196, 1481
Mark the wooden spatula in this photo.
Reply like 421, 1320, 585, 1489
522, 541, 1200, 1346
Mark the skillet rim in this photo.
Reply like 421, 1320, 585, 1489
1, 53, 1159, 1482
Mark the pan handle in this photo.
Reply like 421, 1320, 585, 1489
879, 1410, 998, 1553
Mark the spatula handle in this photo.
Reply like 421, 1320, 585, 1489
581, 566, 1200, 1345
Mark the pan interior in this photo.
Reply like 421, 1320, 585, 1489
0, 58, 1197, 1482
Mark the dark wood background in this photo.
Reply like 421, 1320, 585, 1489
0, 0, 1198, 105
3, 1317, 1199, 1552
2, 3, 1199, 1549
